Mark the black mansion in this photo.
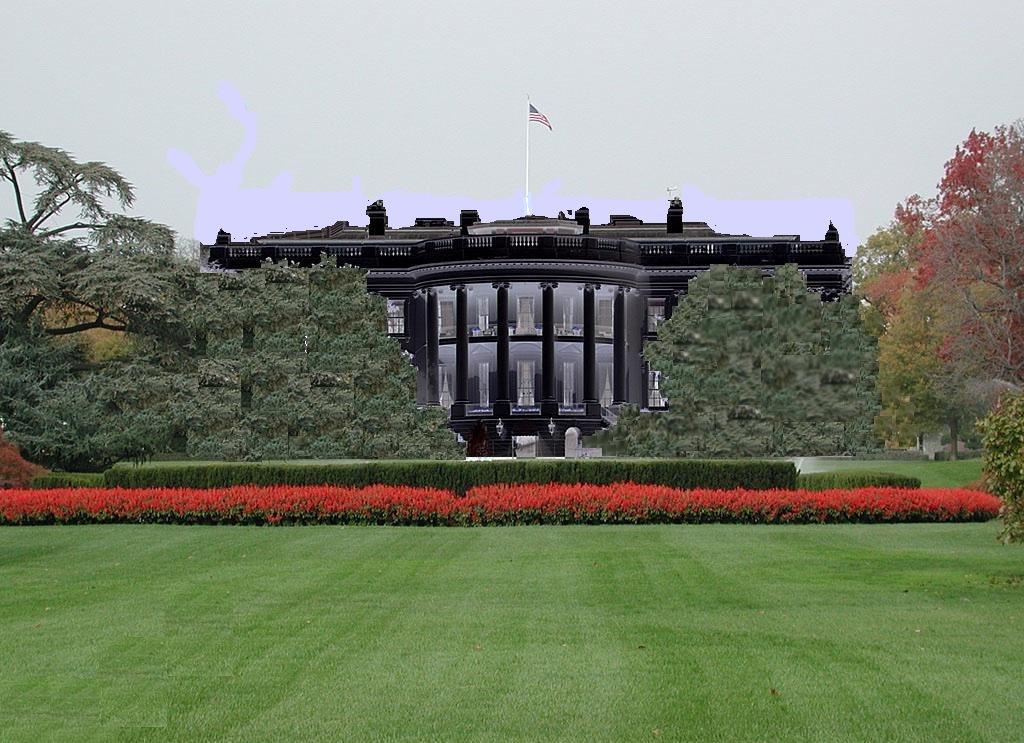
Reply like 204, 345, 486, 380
203, 199, 851, 456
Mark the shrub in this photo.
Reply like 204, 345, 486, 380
0, 430, 46, 487
797, 470, 921, 491
102, 458, 798, 493
852, 450, 930, 461
0, 483, 1000, 526
933, 450, 984, 461
29, 472, 106, 489
978, 392, 1024, 543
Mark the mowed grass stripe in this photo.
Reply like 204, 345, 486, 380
0, 524, 1021, 742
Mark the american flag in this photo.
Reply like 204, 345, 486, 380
529, 103, 552, 130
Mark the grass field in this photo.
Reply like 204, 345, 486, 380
1, 522, 1021, 741
797, 458, 985, 488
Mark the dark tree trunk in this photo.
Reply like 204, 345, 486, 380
948, 416, 959, 461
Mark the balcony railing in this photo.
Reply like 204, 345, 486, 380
208, 235, 847, 270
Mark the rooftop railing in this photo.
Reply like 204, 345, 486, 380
209, 235, 847, 270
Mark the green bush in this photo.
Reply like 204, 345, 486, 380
796, 470, 921, 491
933, 449, 984, 462
852, 450, 930, 461
29, 472, 105, 489
978, 393, 1024, 543
103, 459, 797, 493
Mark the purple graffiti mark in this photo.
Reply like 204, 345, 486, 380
168, 83, 859, 250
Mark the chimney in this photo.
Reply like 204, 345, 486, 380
460, 209, 480, 235
215, 228, 232, 245
366, 200, 387, 236
575, 206, 590, 235
667, 197, 684, 234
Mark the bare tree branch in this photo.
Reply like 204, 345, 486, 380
46, 318, 128, 336
27, 193, 74, 233
35, 221, 102, 239
2, 158, 29, 227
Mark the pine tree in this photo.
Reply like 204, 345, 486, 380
608, 264, 879, 457
188, 260, 461, 460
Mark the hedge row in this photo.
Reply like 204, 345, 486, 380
102, 459, 797, 493
796, 470, 921, 491
933, 450, 984, 461
852, 451, 930, 461
29, 473, 105, 489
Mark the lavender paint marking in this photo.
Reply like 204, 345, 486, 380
169, 83, 858, 250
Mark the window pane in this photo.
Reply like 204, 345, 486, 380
386, 299, 405, 335
646, 299, 665, 332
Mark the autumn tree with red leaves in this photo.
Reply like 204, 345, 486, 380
910, 123, 1024, 390
0, 425, 45, 487
856, 122, 1024, 453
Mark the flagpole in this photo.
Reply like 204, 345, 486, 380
525, 94, 531, 216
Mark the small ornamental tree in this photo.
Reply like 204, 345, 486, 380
978, 392, 1024, 543
0, 427, 45, 486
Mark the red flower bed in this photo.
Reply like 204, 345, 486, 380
0, 483, 1000, 526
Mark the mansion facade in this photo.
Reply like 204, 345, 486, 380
202, 199, 851, 456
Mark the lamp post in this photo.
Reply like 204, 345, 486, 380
547, 418, 556, 436
495, 418, 505, 439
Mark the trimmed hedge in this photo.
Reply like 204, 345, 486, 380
797, 470, 921, 491
103, 459, 797, 493
933, 450, 983, 461
29, 473, 106, 489
852, 451, 930, 461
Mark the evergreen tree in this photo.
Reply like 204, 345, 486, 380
188, 260, 461, 460
607, 264, 879, 457
0, 130, 195, 470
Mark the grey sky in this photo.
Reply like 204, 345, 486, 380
4, 0, 1022, 248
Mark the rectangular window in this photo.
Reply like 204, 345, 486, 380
386, 299, 406, 335
477, 296, 490, 335
562, 361, 576, 406
560, 296, 577, 334
647, 298, 665, 332
478, 361, 490, 406
647, 369, 666, 408
599, 363, 613, 407
517, 360, 535, 405
439, 300, 456, 338
439, 365, 453, 410
516, 296, 535, 335
597, 298, 614, 338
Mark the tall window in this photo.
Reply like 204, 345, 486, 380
599, 363, 613, 407
478, 362, 490, 406
516, 296, 535, 335
646, 298, 665, 333
597, 298, 614, 338
439, 300, 456, 338
647, 369, 666, 407
439, 366, 453, 410
517, 360, 535, 405
477, 296, 490, 334
560, 295, 576, 334
386, 299, 405, 335
562, 361, 576, 406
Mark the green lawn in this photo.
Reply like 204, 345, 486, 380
797, 458, 985, 488
1, 524, 1021, 741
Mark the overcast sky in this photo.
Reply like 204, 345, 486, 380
4, 0, 1022, 249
